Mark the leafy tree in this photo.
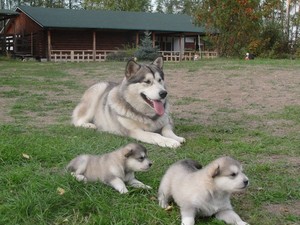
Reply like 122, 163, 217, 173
82, 0, 152, 12
134, 31, 160, 60
155, 0, 199, 15
194, 0, 261, 57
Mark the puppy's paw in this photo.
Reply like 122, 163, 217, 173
159, 201, 169, 209
143, 184, 152, 189
119, 188, 129, 194
158, 197, 169, 208
75, 174, 87, 183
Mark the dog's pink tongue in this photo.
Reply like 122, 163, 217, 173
153, 100, 165, 116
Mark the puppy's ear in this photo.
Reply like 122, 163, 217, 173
152, 56, 163, 70
125, 59, 141, 79
209, 164, 220, 178
124, 148, 133, 158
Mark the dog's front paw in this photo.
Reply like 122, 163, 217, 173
81, 123, 97, 129
159, 139, 181, 148
176, 136, 186, 143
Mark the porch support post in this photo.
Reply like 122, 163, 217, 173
198, 34, 202, 59
47, 30, 51, 61
93, 31, 96, 61
152, 32, 155, 47
179, 34, 184, 61
136, 32, 139, 47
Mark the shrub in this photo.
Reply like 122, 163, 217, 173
106, 45, 137, 61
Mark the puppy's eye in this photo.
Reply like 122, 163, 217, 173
138, 156, 145, 161
144, 80, 151, 84
158, 78, 162, 82
230, 172, 237, 177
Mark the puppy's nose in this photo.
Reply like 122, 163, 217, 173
244, 180, 249, 186
149, 162, 153, 167
159, 90, 167, 99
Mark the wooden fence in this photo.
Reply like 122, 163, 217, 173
50, 50, 118, 62
50, 50, 218, 62
159, 51, 218, 61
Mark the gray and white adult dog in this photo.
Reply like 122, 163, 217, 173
72, 57, 185, 148
158, 157, 250, 225
67, 143, 152, 193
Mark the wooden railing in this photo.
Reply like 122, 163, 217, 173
50, 50, 218, 62
50, 50, 120, 62
159, 50, 218, 61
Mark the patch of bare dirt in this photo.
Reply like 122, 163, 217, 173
257, 155, 300, 168
166, 67, 300, 126
264, 201, 300, 216
0, 97, 14, 123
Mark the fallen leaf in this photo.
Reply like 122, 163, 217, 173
22, 153, 30, 159
57, 187, 65, 195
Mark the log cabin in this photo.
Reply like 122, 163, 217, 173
2, 5, 217, 62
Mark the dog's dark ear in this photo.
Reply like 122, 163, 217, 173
152, 57, 163, 70
125, 59, 140, 79
211, 165, 220, 178
124, 148, 133, 158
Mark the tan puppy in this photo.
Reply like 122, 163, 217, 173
67, 143, 152, 193
158, 157, 249, 225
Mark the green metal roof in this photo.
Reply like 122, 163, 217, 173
17, 5, 205, 33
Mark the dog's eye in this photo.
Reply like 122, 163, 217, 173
144, 80, 151, 84
158, 78, 162, 82
230, 172, 237, 177
138, 156, 145, 161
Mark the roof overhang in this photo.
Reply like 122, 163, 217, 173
0, 10, 19, 21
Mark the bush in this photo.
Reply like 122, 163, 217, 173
106, 45, 137, 61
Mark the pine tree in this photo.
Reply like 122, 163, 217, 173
135, 31, 160, 61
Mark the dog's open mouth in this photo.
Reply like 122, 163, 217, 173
141, 93, 165, 116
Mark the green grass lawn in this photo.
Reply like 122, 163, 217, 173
0, 58, 299, 225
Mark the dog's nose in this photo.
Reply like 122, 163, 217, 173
149, 162, 153, 167
159, 90, 167, 99
244, 180, 249, 186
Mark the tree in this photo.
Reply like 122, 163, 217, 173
154, 0, 199, 15
134, 31, 160, 60
194, 0, 261, 57
82, 0, 152, 12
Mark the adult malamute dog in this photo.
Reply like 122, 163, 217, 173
158, 157, 249, 225
72, 57, 185, 148
67, 143, 152, 194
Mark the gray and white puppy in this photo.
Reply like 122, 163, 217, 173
158, 157, 249, 225
67, 143, 152, 193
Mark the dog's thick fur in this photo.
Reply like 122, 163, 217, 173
72, 57, 185, 148
67, 143, 152, 194
158, 157, 249, 225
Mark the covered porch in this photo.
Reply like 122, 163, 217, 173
48, 31, 217, 62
